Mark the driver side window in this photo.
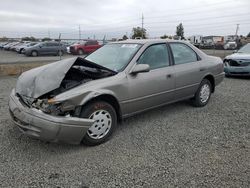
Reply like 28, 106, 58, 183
138, 44, 169, 70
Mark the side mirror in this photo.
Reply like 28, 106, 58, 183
39, 45, 42, 48
131, 64, 150, 74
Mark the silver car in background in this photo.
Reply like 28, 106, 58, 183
9, 39, 224, 145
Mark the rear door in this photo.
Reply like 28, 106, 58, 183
42, 42, 55, 55
126, 43, 175, 114
50, 42, 60, 54
169, 42, 203, 100
84, 41, 92, 53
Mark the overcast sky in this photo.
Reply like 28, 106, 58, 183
0, 0, 249, 39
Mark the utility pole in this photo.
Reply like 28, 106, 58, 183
141, 13, 144, 39
235, 24, 239, 36
79, 25, 81, 41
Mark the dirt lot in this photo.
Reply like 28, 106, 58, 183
0, 76, 249, 187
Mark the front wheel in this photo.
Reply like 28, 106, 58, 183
191, 79, 212, 107
78, 49, 84, 55
80, 101, 117, 146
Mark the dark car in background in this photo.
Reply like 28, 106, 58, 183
69, 40, 101, 55
16, 42, 38, 54
24, 42, 67, 57
224, 43, 250, 76
9, 42, 24, 51
0, 42, 9, 49
3, 42, 20, 51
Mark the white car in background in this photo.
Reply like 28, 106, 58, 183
224, 41, 237, 50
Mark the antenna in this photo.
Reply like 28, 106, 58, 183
79, 25, 81, 41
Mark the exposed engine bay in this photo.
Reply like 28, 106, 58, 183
17, 57, 117, 116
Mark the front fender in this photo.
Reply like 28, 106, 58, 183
79, 89, 119, 106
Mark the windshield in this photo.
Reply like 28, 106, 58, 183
74, 41, 86, 45
85, 43, 141, 72
238, 43, 250, 53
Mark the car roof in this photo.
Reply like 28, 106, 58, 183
111, 39, 188, 45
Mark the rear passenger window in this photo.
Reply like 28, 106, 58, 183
137, 44, 169, 69
170, 43, 198, 65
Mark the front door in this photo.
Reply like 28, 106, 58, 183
126, 43, 175, 114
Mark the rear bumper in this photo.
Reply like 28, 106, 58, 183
9, 89, 94, 144
214, 72, 225, 86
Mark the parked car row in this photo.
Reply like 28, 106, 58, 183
0, 40, 102, 57
0, 41, 68, 56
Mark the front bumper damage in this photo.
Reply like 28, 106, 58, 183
224, 59, 250, 76
224, 66, 250, 76
9, 89, 94, 144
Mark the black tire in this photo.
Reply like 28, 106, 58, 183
78, 49, 84, 55
31, 50, 38, 57
80, 100, 117, 146
191, 79, 212, 107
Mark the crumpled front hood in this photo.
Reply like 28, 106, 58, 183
16, 57, 77, 98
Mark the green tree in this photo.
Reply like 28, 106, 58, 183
0, 36, 8, 42
160, 34, 168, 39
42, 37, 52, 42
176, 23, 184, 40
21, 36, 37, 41
247, 32, 250, 37
132, 27, 147, 39
122, 35, 128, 40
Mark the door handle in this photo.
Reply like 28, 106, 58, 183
166, 74, 172, 78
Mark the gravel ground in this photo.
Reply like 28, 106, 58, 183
0, 76, 249, 187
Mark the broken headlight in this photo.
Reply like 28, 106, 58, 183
223, 60, 229, 67
32, 99, 63, 115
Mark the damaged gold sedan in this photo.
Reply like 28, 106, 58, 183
9, 40, 224, 145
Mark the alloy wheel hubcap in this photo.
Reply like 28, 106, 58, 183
200, 84, 210, 103
87, 110, 112, 139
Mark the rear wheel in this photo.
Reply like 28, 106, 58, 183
31, 50, 38, 57
191, 79, 212, 107
80, 101, 117, 146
